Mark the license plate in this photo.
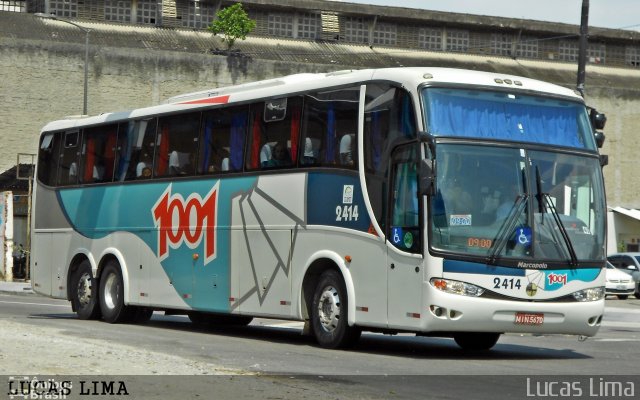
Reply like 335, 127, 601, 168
514, 312, 544, 325
617, 284, 627, 290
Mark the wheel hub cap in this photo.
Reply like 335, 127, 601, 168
317, 286, 340, 332
76, 272, 93, 307
103, 273, 119, 311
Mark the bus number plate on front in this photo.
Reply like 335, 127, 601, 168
514, 312, 544, 325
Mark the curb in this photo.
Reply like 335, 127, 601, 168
0, 283, 36, 296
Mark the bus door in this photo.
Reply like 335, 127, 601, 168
386, 145, 424, 329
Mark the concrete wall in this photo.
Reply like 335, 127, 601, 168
0, 39, 330, 174
2, 17, 640, 209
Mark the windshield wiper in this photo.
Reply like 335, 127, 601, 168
541, 194, 579, 268
487, 194, 528, 265
535, 166, 579, 268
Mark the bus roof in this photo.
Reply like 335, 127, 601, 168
39, 67, 583, 133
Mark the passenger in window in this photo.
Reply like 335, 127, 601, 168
168, 151, 181, 175
496, 183, 521, 220
135, 151, 152, 179
182, 153, 196, 175
265, 141, 291, 168
221, 157, 230, 171
260, 144, 272, 167
443, 178, 473, 215
208, 148, 229, 173
93, 161, 105, 182
136, 162, 147, 177
339, 134, 354, 166
69, 162, 78, 181
301, 137, 317, 165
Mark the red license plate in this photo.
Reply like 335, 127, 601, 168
514, 312, 544, 325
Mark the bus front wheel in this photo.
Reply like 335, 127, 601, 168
310, 270, 361, 349
70, 260, 101, 320
453, 332, 501, 351
99, 261, 131, 323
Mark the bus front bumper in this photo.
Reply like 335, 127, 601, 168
421, 287, 604, 337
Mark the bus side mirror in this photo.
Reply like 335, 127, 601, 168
590, 109, 606, 130
419, 159, 435, 196
594, 131, 605, 148
600, 154, 608, 167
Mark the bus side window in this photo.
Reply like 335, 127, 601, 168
389, 146, 420, 253
37, 131, 60, 186
200, 106, 247, 174
57, 130, 80, 186
300, 86, 360, 168
364, 84, 417, 230
246, 97, 301, 170
155, 112, 200, 177
80, 124, 118, 184
117, 119, 156, 181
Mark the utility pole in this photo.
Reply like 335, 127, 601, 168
576, 0, 589, 96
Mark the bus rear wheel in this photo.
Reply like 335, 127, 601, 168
453, 332, 500, 351
70, 260, 101, 320
99, 261, 132, 323
310, 270, 361, 349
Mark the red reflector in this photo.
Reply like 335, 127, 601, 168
357, 306, 369, 312
406, 312, 421, 319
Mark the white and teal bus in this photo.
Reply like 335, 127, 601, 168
32, 68, 608, 350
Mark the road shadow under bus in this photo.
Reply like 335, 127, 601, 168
31, 311, 591, 362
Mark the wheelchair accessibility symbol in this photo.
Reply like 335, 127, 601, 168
392, 227, 402, 245
516, 227, 532, 246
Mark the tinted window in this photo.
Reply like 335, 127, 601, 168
37, 132, 61, 186
80, 124, 118, 184
155, 113, 201, 177
57, 131, 80, 186
246, 97, 302, 170
364, 84, 417, 229
115, 119, 157, 181
200, 106, 248, 173
300, 87, 360, 168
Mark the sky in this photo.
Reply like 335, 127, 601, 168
331, 0, 640, 31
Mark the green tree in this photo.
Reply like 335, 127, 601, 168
208, 3, 256, 50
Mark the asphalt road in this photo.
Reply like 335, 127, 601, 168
1, 293, 639, 399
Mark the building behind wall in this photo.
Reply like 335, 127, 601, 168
4, 0, 640, 69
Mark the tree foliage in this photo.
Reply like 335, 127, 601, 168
208, 3, 256, 50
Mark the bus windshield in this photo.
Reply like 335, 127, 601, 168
430, 144, 606, 264
422, 87, 596, 150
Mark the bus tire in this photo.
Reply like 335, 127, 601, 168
310, 270, 361, 349
70, 260, 101, 320
99, 261, 131, 323
453, 332, 500, 351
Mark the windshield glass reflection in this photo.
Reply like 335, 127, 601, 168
430, 144, 605, 263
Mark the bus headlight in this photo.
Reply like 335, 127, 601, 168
430, 278, 485, 297
572, 287, 605, 302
